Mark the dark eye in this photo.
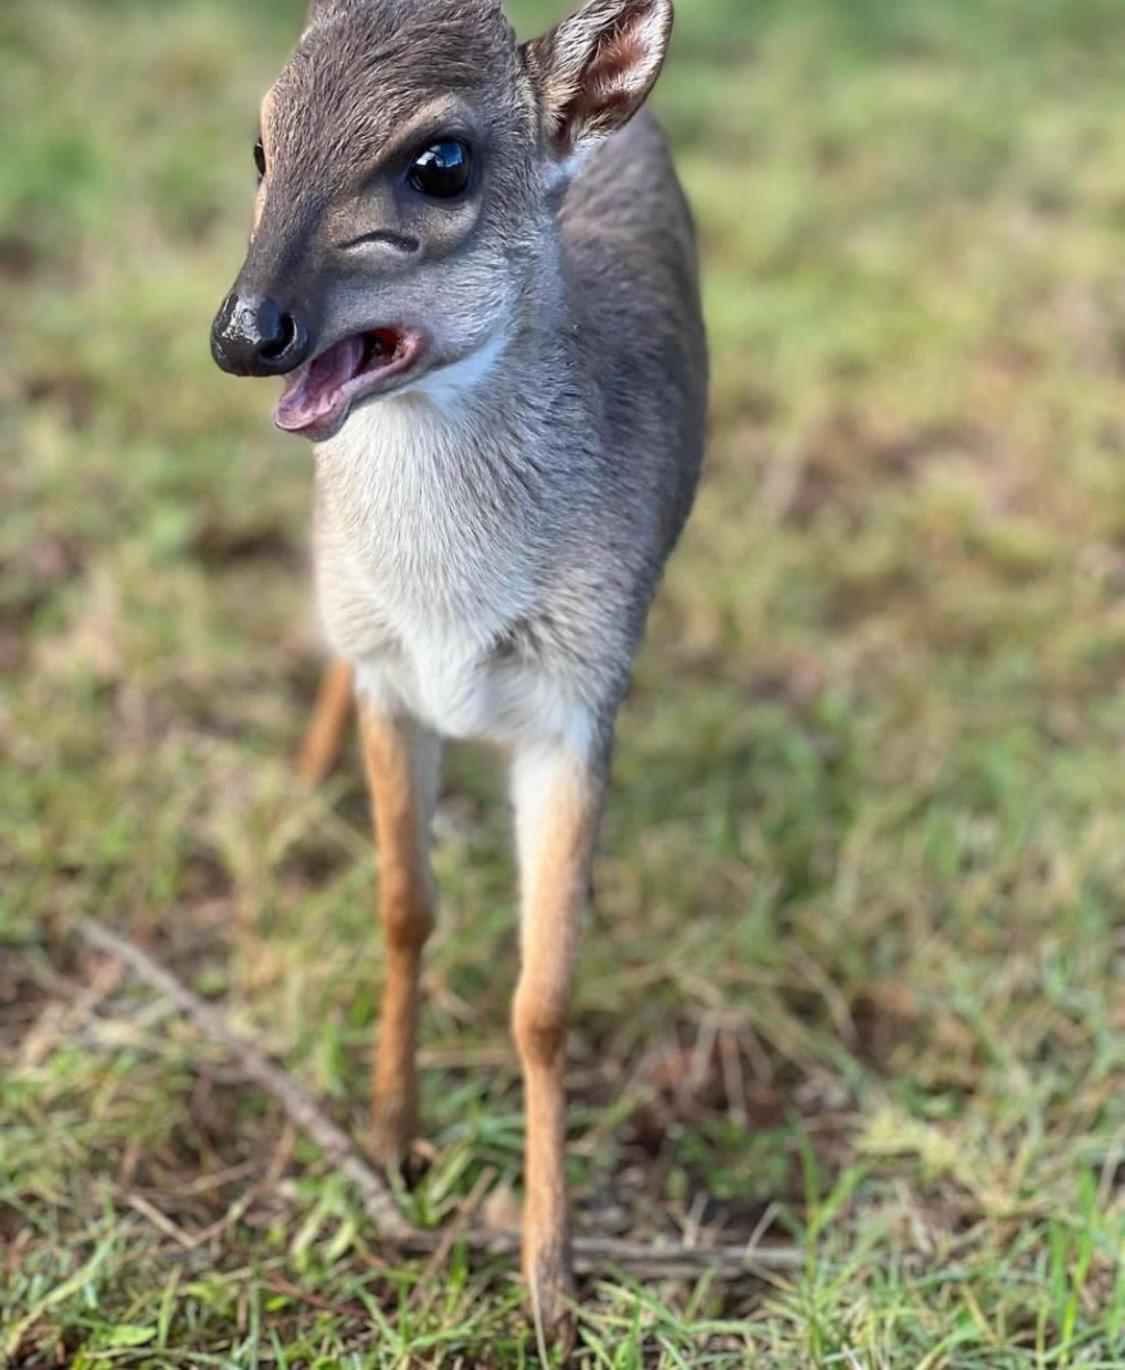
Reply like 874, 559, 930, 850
253, 136, 266, 183
407, 140, 472, 199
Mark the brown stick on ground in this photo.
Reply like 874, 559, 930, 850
296, 659, 355, 785
74, 917, 803, 1277
76, 916, 412, 1243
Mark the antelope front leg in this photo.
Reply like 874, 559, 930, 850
510, 739, 606, 1339
359, 698, 441, 1170
297, 659, 354, 785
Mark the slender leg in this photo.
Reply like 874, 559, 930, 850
297, 659, 354, 785
510, 737, 606, 1339
359, 697, 442, 1168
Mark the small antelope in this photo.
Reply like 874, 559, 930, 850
211, 0, 706, 1335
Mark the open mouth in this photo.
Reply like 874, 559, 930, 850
274, 328, 423, 438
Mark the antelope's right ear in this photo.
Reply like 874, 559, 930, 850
521, 0, 673, 162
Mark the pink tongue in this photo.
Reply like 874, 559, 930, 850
275, 336, 365, 431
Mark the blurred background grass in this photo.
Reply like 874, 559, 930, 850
1, 0, 1123, 1364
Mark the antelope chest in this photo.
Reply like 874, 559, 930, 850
312, 396, 578, 748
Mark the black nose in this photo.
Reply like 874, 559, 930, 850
210, 292, 310, 377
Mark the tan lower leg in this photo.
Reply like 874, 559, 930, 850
360, 700, 440, 1167
297, 659, 354, 785
510, 743, 603, 1334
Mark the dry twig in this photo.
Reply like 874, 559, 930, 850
75, 916, 802, 1278
77, 917, 412, 1242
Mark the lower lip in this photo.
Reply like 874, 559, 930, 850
275, 330, 424, 440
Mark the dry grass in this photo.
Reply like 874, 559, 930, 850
1, 0, 1123, 1364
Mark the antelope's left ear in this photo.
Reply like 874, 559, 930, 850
521, 0, 673, 160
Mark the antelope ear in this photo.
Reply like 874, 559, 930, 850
521, 0, 673, 159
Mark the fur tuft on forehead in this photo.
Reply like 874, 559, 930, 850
268, 0, 521, 197
299, 0, 515, 75
305, 0, 507, 37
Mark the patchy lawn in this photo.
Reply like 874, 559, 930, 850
1, 0, 1122, 1364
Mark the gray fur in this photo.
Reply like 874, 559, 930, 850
218, 0, 706, 764
314, 103, 705, 766
213, 0, 707, 1323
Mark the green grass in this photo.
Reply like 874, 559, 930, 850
2, 0, 1124, 1363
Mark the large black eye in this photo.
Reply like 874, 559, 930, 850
253, 136, 266, 183
407, 140, 471, 199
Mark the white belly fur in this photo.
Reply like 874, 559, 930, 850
356, 635, 585, 750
